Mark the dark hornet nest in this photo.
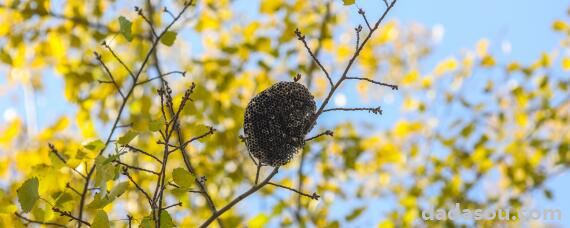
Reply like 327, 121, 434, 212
244, 81, 317, 167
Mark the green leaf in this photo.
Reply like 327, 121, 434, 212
139, 216, 154, 228
160, 211, 175, 228
160, 31, 177, 46
343, 0, 355, 5
248, 213, 269, 227
92, 210, 110, 228
117, 131, 138, 145
345, 206, 366, 221
84, 139, 105, 151
172, 168, 193, 188
119, 16, 133, 42
0, 48, 13, 65
149, 119, 163, 132
17, 177, 39, 213
109, 182, 129, 199
87, 193, 111, 209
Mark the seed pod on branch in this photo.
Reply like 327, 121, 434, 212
244, 82, 316, 167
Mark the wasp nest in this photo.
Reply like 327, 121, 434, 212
244, 82, 316, 167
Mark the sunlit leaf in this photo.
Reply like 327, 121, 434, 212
119, 16, 133, 42
160, 211, 175, 228
117, 131, 138, 145
17, 177, 39, 213
92, 210, 110, 228
172, 168, 193, 188
343, 0, 356, 6
161, 31, 177, 46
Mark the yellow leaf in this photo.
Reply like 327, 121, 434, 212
248, 213, 269, 228
562, 57, 570, 71
552, 19, 568, 31
260, 0, 283, 14
507, 61, 521, 73
402, 70, 419, 85
480, 55, 496, 67
0, 119, 21, 147
434, 57, 458, 76
476, 39, 490, 57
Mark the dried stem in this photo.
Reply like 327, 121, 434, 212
268, 182, 320, 200
305, 130, 334, 142
14, 212, 66, 227
345, 76, 398, 90
323, 107, 383, 115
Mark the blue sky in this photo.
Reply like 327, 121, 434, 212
1, 0, 569, 225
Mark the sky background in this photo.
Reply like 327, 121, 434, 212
1, 0, 569, 226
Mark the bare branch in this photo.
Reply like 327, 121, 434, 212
94, 51, 125, 99
358, 8, 372, 31
122, 168, 154, 206
135, 71, 186, 86
305, 130, 334, 141
200, 167, 279, 227
114, 160, 160, 175
52, 207, 91, 226
135, 6, 159, 39
268, 182, 320, 200
295, 28, 334, 87
162, 202, 182, 210
346, 76, 398, 90
123, 145, 162, 163
178, 126, 216, 150
66, 183, 82, 196
323, 107, 383, 115
102, 41, 136, 80
49, 143, 87, 179
14, 212, 67, 227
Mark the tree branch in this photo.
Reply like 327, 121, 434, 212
14, 212, 66, 227
268, 182, 320, 200
199, 167, 279, 228
345, 76, 398, 90
323, 107, 383, 115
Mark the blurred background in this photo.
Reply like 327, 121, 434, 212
1, 0, 569, 226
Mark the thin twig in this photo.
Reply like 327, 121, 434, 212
49, 143, 87, 179
14, 212, 67, 227
94, 51, 125, 98
66, 183, 82, 196
323, 107, 382, 115
122, 168, 154, 206
114, 160, 160, 175
200, 167, 279, 228
162, 202, 182, 210
102, 41, 136, 80
135, 6, 159, 38
295, 28, 334, 87
358, 8, 372, 31
179, 127, 216, 150
135, 71, 186, 86
123, 145, 162, 163
305, 130, 334, 141
345, 76, 398, 90
268, 182, 320, 200
254, 164, 262, 185
52, 207, 91, 226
